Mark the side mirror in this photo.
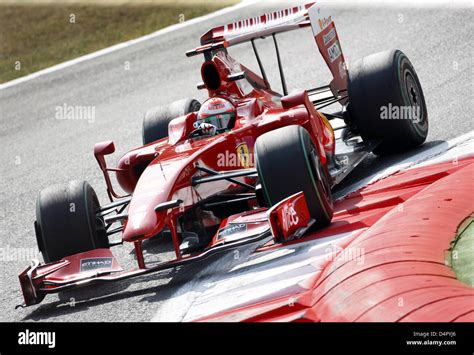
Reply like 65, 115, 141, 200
94, 141, 115, 170
94, 140, 115, 156
168, 113, 196, 145
281, 90, 309, 110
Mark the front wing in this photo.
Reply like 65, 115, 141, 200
18, 192, 312, 308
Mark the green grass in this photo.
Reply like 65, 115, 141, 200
0, 1, 235, 83
450, 216, 474, 287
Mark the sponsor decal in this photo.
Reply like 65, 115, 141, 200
236, 142, 251, 168
218, 223, 247, 240
208, 102, 225, 111
217, 142, 254, 168
80, 257, 113, 272
281, 203, 300, 231
327, 42, 341, 63
224, 5, 306, 34
318, 16, 332, 30
322, 28, 336, 45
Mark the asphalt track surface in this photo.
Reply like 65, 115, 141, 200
0, 1, 472, 322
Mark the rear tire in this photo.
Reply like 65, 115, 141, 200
255, 125, 333, 229
142, 98, 201, 145
348, 49, 428, 155
35, 180, 108, 263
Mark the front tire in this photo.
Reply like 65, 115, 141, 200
255, 125, 333, 229
348, 49, 428, 155
35, 180, 108, 263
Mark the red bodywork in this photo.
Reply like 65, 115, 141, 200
113, 51, 335, 258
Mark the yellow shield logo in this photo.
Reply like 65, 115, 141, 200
236, 143, 251, 168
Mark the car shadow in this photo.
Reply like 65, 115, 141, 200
20, 265, 193, 321
20, 239, 262, 322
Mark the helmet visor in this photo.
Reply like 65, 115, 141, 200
203, 113, 235, 130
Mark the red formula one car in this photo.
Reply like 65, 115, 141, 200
18, 2, 428, 307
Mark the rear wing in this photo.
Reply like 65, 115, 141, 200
198, 3, 313, 46
186, 3, 313, 57
186, 2, 348, 96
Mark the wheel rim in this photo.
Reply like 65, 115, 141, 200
403, 69, 427, 136
308, 145, 332, 206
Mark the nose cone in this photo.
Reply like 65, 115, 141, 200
121, 136, 217, 242
122, 163, 171, 242
123, 208, 167, 242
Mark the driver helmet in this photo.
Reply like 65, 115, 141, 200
196, 97, 236, 131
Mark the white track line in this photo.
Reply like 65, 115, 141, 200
0, 0, 257, 91
335, 130, 474, 199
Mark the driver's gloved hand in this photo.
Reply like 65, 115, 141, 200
199, 122, 217, 136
